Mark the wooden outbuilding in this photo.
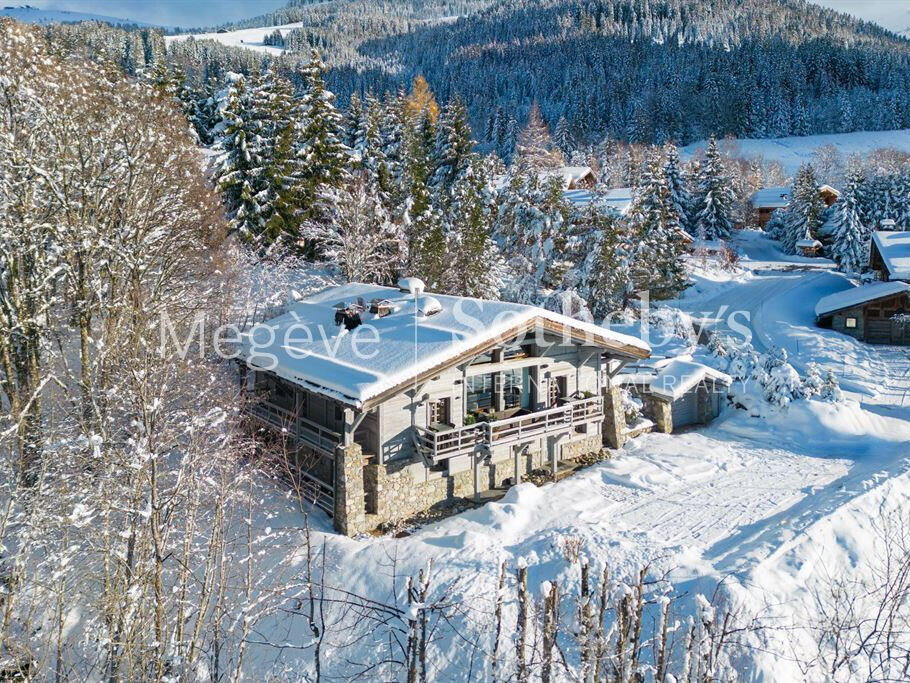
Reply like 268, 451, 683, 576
870, 231, 910, 282
620, 360, 731, 433
796, 238, 823, 257
815, 281, 910, 345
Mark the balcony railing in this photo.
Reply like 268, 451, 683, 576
247, 400, 342, 455
415, 395, 603, 461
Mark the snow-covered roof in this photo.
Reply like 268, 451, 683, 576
602, 187, 634, 215
750, 186, 791, 209
871, 231, 910, 281
796, 239, 822, 248
563, 189, 594, 207
562, 186, 634, 215
649, 360, 731, 401
618, 359, 731, 400
239, 283, 650, 408
540, 166, 595, 189
818, 184, 841, 198
814, 280, 910, 317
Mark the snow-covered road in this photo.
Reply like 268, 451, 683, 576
681, 231, 910, 408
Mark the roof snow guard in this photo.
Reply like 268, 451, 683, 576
239, 283, 650, 409
815, 281, 910, 318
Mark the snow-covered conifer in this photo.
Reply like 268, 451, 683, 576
692, 137, 736, 240
831, 167, 868, 273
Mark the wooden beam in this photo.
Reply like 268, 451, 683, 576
359, 316, 648, 411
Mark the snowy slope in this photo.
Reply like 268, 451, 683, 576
164, 22, 305, 55
681, 129, 910, 175
0, 4, 157, 26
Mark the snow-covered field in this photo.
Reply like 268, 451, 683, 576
681, 129, 910, 174
165, 22, 307, 55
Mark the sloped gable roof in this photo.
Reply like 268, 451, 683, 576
239, 283, 650, 408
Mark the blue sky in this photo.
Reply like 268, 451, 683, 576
22, 1, 910, 33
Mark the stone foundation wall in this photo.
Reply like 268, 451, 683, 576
602, 387, 627, 449
640, 393, 673, 434
350, 431, 602, 533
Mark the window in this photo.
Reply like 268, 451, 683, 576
502, 369, 523, 409
429, 398, 451, 426
548, 376, 568, 406
845, 317, 857, 329
466, 374, 493, 412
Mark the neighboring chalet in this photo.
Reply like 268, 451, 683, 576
815, 281, 910, 345
239, 280, 650, 535
749, 184, 840, 227
564, 187, 635, 217
870, 231, 910, 282
749, 186, 790, 227
540, 165, 597, 190
620, 360, 731, 433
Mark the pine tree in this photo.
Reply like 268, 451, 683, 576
693, 137, 736, 240
554, 116, 573, 156
831, 167, 868, 273
446, 158, 504, 298
628, 150, 688, 299
410, 206, 448, 292
587, 209, 634, 317
255, 67, 298, 244
431, 96, 473, 195
344, 92, 363, 150
294, 49, 350, 224
782, 164, 825, 254
516, 102, 562, 170
213, 75, 269, 241
663, 143, 689, 231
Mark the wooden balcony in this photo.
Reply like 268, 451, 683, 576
247, 400, 342, 456
415, 395, 603, 462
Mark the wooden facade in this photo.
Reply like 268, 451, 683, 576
817, 292, 910, 345
244, 328, 641, 532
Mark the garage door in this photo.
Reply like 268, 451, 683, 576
866, 320, 892, 344
671, 390, 699, 428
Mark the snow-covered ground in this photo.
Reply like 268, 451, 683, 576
236, 228, 910, 678
681, 129, 910, 174
165, 22, 307, 55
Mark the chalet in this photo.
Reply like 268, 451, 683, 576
749, 186, 790, 227
870, 231, 910, 282
620, 360, 730, 433
563, 186, 635, 217
815, 281, 910, 345
541, 166, 597, 190
818, 184, 841, 207
238, 279, 650, 535
796, 238, 823, 257
749, 185, 840, 227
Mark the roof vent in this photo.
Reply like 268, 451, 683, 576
420, 296, 442, 317
370, 298, 394, 318
397, 276, 426, 296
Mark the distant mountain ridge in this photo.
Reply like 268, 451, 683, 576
0, 4, 159, 27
